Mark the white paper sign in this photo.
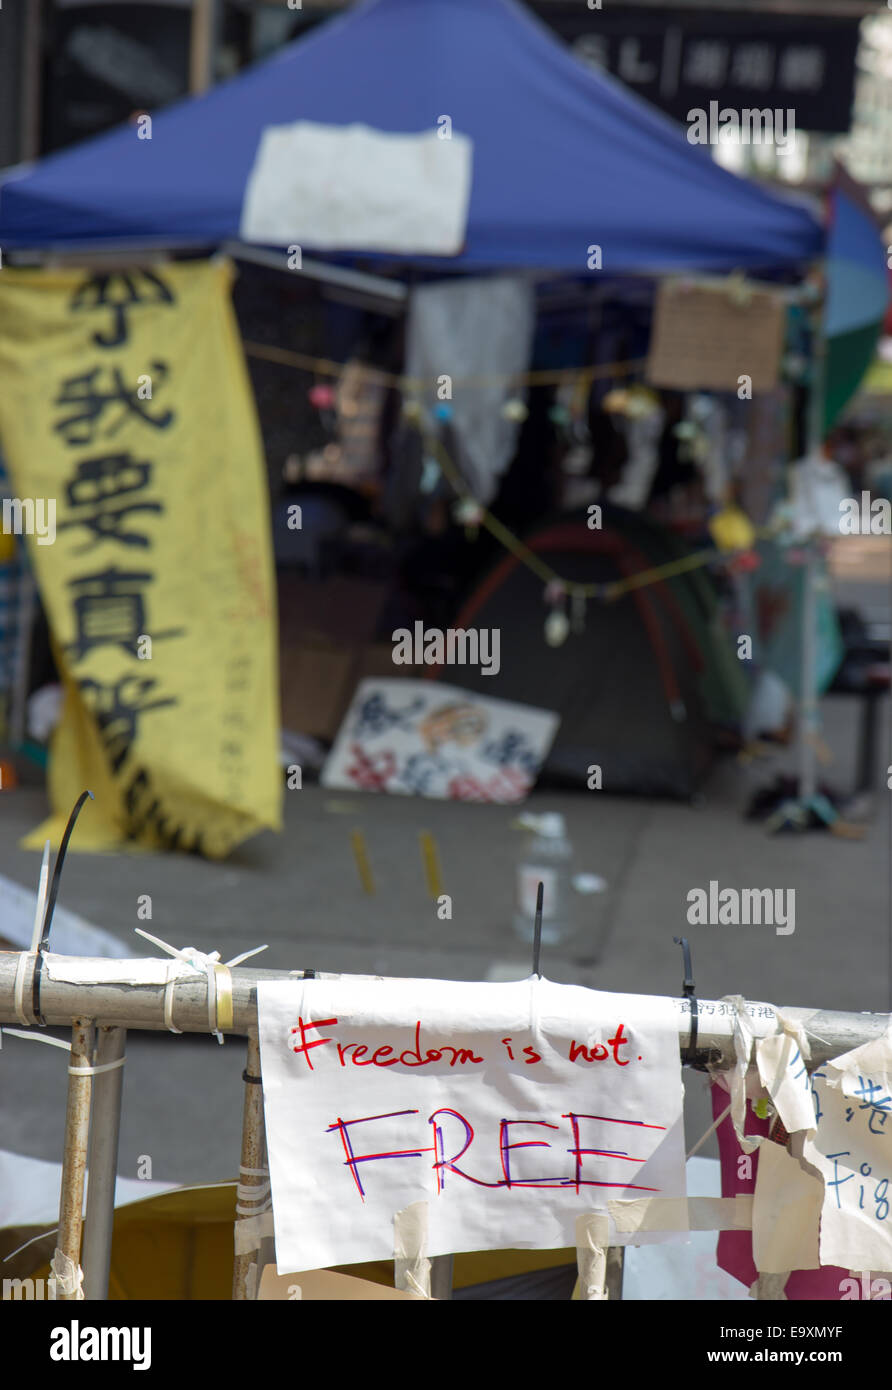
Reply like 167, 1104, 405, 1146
240, 121, 473, 255
803, 1030, 892, 1272
257, 976, 686, 1273
321, 677, 559, 802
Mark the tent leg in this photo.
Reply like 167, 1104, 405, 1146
797, 545, 819, 805
233, 1032, 268, 1300
56, 1018, 95, 1300
82, 1026, 126, 1300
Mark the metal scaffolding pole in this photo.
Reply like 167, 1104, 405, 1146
81, 1025, 126, 1300
1, 951, 888, 1066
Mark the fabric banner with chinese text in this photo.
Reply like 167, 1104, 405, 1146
0, 259, 282, 858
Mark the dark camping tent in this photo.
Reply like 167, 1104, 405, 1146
434, 507, 748, 799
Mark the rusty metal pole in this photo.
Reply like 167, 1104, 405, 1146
82, 1026, 126, 1300
55, 1018, 95, 1300
232, 1032, 269, 1300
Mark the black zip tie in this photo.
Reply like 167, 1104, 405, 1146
32, 790, 94, 1026
673, 935, 699, 1062
532, 882, 544, 979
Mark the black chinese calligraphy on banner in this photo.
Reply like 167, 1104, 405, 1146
0, 260, 281, 857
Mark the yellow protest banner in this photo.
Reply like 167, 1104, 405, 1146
0, 259, 282, 857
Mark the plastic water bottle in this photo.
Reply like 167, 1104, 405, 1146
512, 812, 573, 946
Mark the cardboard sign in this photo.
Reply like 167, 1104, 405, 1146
646, 281, 785, 393
321, 677, 558, 802
257, 976, 686, 1273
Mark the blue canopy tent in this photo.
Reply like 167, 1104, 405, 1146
0, 0, 822, 272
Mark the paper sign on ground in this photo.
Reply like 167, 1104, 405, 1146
257, 976, 685, 1273
321, 677, 559, 802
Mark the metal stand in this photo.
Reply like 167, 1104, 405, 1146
232, 1033, 269, 1300
56, 1018, 95, 1300
82, 1026, 126, 1299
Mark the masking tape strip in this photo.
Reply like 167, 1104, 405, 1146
750, 1272, 790, 1301
234, 1211, 274, 1254
576, 1213, 610, 1301
50, 1248, 84, 1300
607, 1194, 752, 1235
236, 1201, 272, 1216
393, 1200, 432, 1299
13, 952, 35, 1026
68, 1056, 127, 1077
214, 963, 233, 1033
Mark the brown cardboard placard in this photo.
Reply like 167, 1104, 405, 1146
646, 281, 785, 393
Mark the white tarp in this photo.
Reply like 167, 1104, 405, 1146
240, 121, 473, 255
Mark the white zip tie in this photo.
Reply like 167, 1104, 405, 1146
3, 1226, 59, 1263
1, 1027, 71, 1051
134, 928, 268, 1043
68, 1056, 126, 1077
236, 1180, 271, 1203
686, 1101, 733, 1160
12, 951, 35, 1026
236, 1200, 272, 1217
30, 841, 51, 952
239, 1166, 269, 1178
